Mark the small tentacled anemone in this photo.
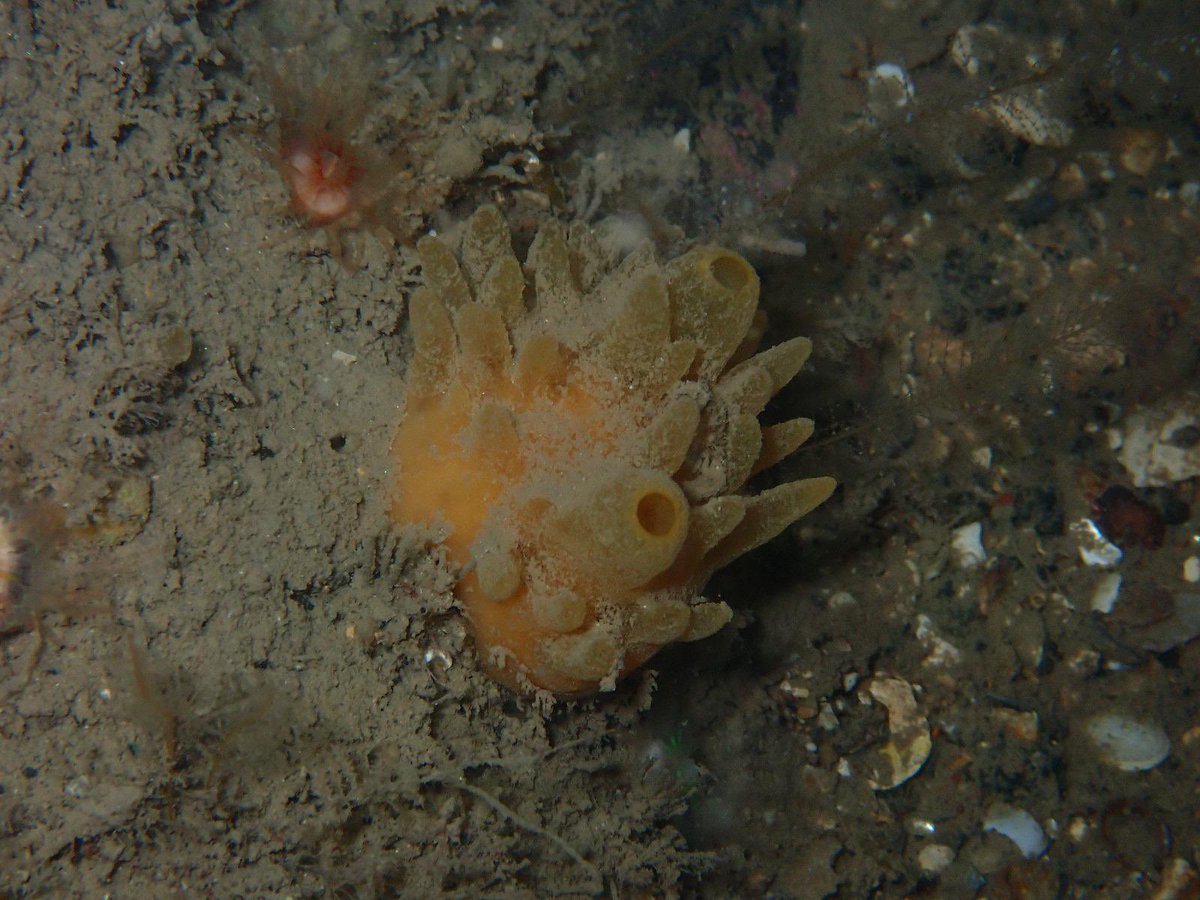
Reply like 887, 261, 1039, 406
390, 207, 836, 695
263, 58, 410, 267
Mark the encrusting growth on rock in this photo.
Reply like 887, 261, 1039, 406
390, 206, 835, 694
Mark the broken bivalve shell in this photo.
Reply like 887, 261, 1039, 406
1085, 713, 1171, 772
984, 802, 1049, 859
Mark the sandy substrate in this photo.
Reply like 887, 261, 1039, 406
2, 1, 1199, 897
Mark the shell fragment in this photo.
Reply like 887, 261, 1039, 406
864, 675, 932, 791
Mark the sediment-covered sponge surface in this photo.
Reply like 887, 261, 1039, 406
390, 207, 835, 694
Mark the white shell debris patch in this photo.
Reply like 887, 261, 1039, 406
1085, 713, 1171, 772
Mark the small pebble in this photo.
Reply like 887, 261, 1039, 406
1114, 128, 1165, 177
866, 675, 932, 790
993, 708, 1039, 742
1092, 486, 1165, 550
1183, 556, 1199, 583
917, 843, 955, 874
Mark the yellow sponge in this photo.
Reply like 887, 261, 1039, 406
390, 207, 835, 694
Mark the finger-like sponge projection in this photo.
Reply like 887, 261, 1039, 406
390, 207, 836, 694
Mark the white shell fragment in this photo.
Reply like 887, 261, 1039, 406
1071, 518, 1123, 568
869, 63, 916, 109
864, 675, 932, 791
1184, 557, 1200, 584
1091, 572, 1123, 614
951, 521, 987, 568
984, 802, 1049, 859
738, 232, 808, 258
916, 614, 963, 667
1118, 403, 1200, 487
986, 89, 1073, 147
1085, 713, 1171, 772
949, 26, 980, 76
